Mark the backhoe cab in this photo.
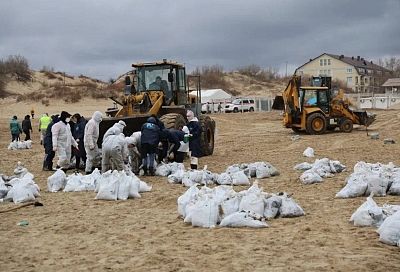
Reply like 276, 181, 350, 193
272, 75, 375, 134
99, 60, 216, 156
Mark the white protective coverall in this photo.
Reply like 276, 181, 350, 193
101, 133, 129, 173
102, 120, 126, 143
126, 133, 141, 174
84, 111, 103, 173
52, 121, 78, 169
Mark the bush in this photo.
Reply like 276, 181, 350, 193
1, 55, 32, 82
41, 98, 50, 106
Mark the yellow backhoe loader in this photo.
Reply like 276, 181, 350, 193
99, 59, 215, 155
272, 75, 375, 134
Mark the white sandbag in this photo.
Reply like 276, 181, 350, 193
256, 162, 279, 178
212, 185, 236, 203
7, 141, 18, 150
335, 173, 368, 198
216, 173, 233, 185
220, 211, 268, 228
6, 182, 36, 203
168, 169, 185, 184
279, 194, 305, 217
225, 165, 241, 175
300, 169, 323, 184
377, 210, 400, 246
201, 170, 215, 185
303, 147, 314, 157
350, 195, 384, 227
13, 162, 28, 177
388, 174, 400, 195
365, 174, 389, 197
169, 162, 185, 174
311, 158, 334, 178
63, 174, 83, 192
177, 185, 199, 217
329, 160, 346, 173
117, 172, 131, 200
231, 171, 250, 186
47, 169, 67, 192
239, 192, 264, 216
220, 196, 240, 218
138, 180, 152, 192
294, 162, 313, 171
264, 195, 282, 219
94, 171, 111, 193
182, 170, 203, 187
128, 175, 141, 198
189, 198, 219, 228
95, 171, 119, 201
0, 178, 9, 198
155, 163, 171, 176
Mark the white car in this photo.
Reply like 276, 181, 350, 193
224, 98, 255, 113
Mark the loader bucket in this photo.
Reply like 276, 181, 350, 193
98, 115, 151, 147
353, 111, 376, 127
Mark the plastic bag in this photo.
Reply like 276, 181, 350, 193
220, 211, 268, 228
377, 210, 400, 246
47, 169, 67, 192
279, 194, 305, 217
303, 147, 314, 157
231, 171, 250, 186
300, 170, 323, 184
350, 195, 384, 227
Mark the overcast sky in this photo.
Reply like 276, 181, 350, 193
1, 0, 399, 80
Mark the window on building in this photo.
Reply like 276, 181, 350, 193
319, 70, 323, 75
327, 69, 331, 75
327, 59, 331, 65
323, 59, 327, 66
346, 68, 352, 73
347, 77, 352, 85
355, 76, 358, 84
320, 59, 323, 66
365, 77, 368, 84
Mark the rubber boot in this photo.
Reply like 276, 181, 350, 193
149, 167, 155, 176
143, 166, 148, 176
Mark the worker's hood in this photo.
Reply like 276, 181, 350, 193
125, 136, 136, 146
147, 117, 156, 124
92, 111, 103, 122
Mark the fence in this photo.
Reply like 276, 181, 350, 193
348, 93, 400, 109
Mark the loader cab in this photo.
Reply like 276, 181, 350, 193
299, 87, 330, 114
133, 60, 187, 106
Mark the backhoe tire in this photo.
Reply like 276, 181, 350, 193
199, 115, 216, 156
339, 119, 353, 133
159, 113, 186, 130
306, 113, 327, 135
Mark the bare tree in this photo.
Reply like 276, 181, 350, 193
3, 55, 32, 82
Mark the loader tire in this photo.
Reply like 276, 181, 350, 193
199, 115, 216, 156
339, 119, 353, 133
306, 113, 326, 135
159, 113, 186, 130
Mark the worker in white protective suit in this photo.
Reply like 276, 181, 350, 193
83, 111, 103, 174
126, 133, 141, 174
101, 133, 129, 173
102, 120, 126, 143
51, 111, 78, 171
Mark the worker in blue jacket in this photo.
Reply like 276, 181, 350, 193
140, 117, 161, 176
186, 110, 202, 169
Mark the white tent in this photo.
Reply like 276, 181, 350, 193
190, 89, 231, 103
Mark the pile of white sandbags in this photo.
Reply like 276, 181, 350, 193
161, 161, 279, 187
294, 158, 346, 184
7, 140, 32, 150
0, 162, 40, 203
350, 194, 400, 247
178, 182, 304, 228
336, 161, 400, 198
47, 169, 152, 201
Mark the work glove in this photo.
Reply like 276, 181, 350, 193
89, 144, 95, 150
53, 146, 57, 152
76, 139, 80, 143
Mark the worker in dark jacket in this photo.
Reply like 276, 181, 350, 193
22, 115, 33, 141
72, 113, 87, 170
186, 110, 202, 169
140, 117, 160, 176
42, 115, 59, 171
167, 128, 187, 163
9, 116, 22, 142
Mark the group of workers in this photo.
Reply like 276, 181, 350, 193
31, 109, 201, 176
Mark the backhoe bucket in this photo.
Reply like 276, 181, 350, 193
272, 95, 284, 110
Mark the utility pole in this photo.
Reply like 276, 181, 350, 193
285, 61, 288, 77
